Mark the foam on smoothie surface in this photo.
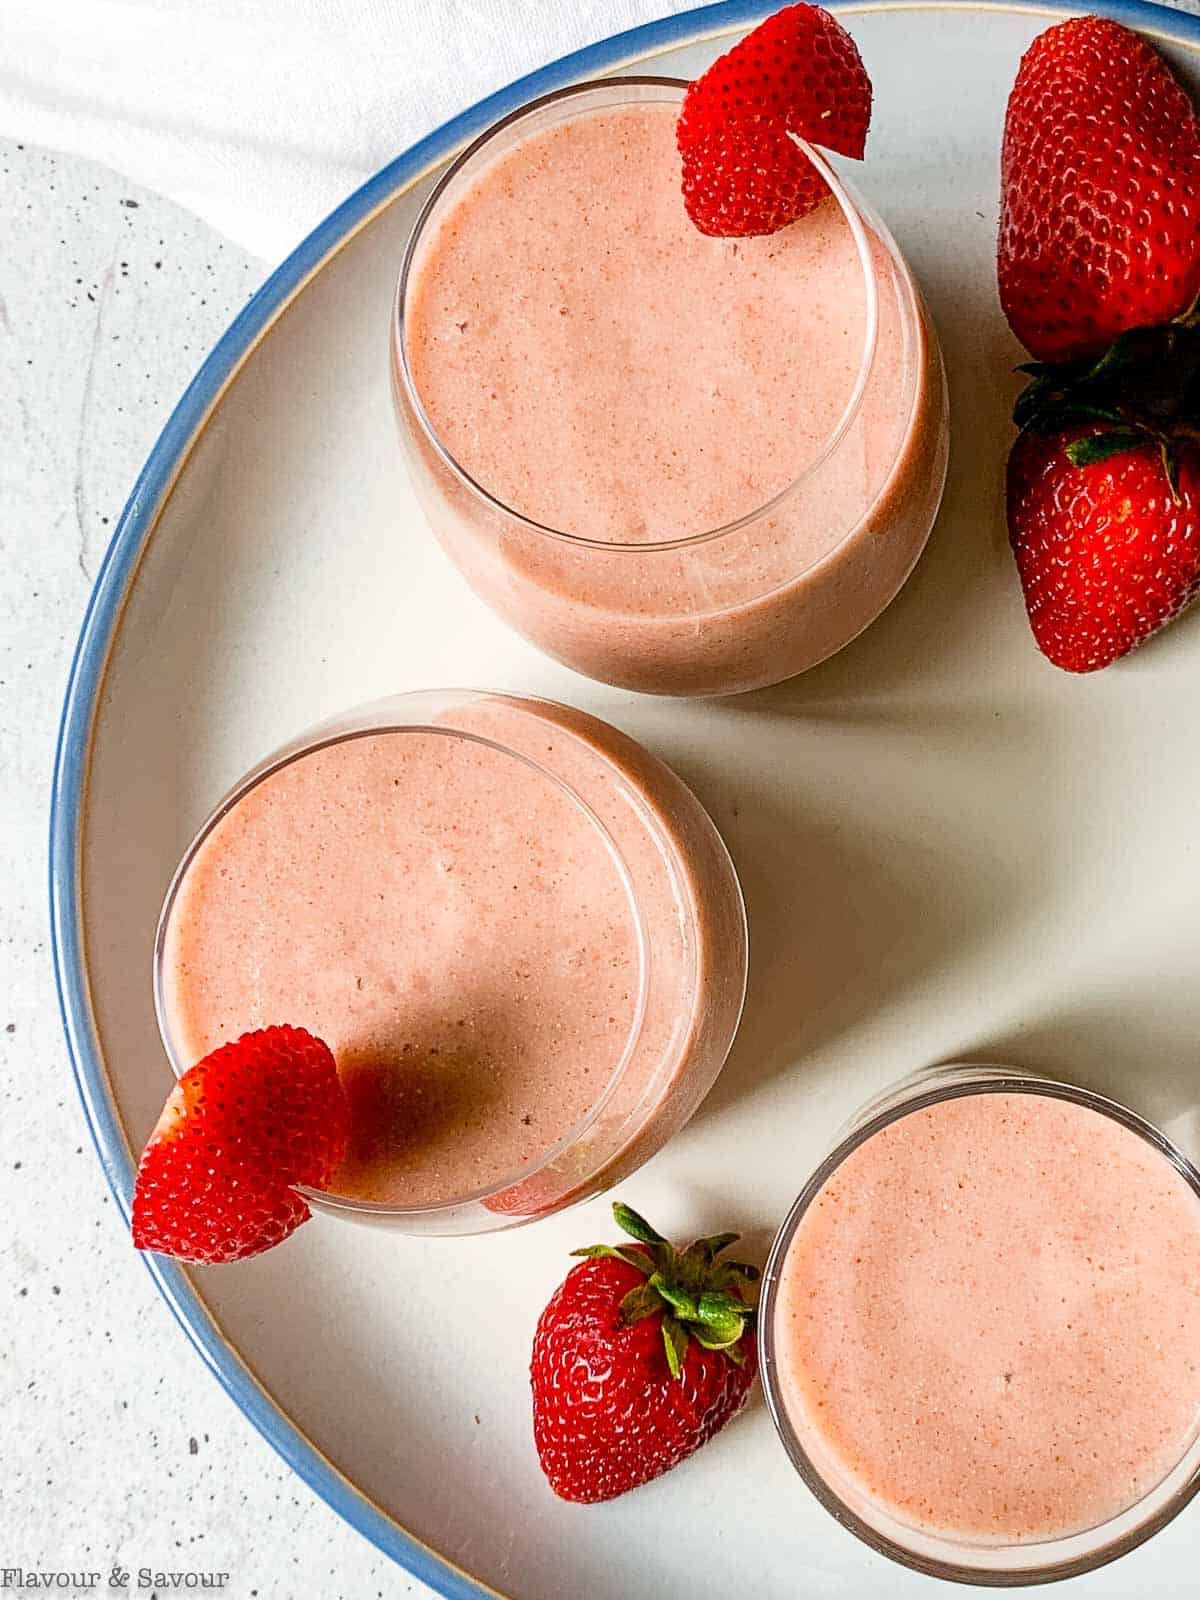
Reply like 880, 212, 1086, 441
161, 726, 641, 1207
405, 101, 866, 541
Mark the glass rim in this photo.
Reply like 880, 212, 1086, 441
151, 687, 654, 1221
393, 74, 883, 554
758, 1067, 1200, 1586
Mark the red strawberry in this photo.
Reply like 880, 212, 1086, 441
1008, 426, 1200, 671
531, 1202, 758, 1503
132, 1026, 349, 1264
677, 5, 872, 237
999, 16, 1200, 362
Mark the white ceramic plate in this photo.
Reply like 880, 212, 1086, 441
51, 3, 1200, 1595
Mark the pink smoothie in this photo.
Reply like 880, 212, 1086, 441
772, 1090, 1200, 1544
397, 87, 948, 696
158, 695, 746, 1214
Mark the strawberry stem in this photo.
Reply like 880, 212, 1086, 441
1014, 315, 1200, 505
571, 1243, 655, 1275
1063, 430, 1150, 468
574, 1201, 758, 1381
619, 1281, 663, 1323
662, 1316, 689, 1380
611, 1202, 667, 1245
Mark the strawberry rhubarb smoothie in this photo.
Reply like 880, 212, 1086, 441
156, 692, 746, 1231
765, 1074, 1200, 1577
394, 80, 948, 696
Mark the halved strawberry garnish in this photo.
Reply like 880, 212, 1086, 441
132, 1025, 349, 1264
677, 4, 872, 237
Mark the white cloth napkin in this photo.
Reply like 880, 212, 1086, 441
7, 1, 1199, 262
0, 0, 703, 261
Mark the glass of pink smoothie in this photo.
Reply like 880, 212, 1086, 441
760, 1065, 1200, 1583
153, 690, 746, 1235
392, 78, 949, 698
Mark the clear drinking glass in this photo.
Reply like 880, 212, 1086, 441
392, 77, 949, 698
154, 689, 747, 1235
759, 1064, 1200, 1584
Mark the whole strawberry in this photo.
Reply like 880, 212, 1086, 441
1008, 427, 1200, 672
133, 1025, 349, 1263
999, 16, 1200, 362
531, 1202, 757, 1503
677, 5, 872, 238
1007, 305, 1200, 669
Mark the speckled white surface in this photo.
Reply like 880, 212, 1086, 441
1, 143, 422, 1598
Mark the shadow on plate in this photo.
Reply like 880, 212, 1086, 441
952, 1004, 1200, 1169
664, 693, 1069, 1129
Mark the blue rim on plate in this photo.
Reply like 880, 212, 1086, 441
47, 1, 1200, 1593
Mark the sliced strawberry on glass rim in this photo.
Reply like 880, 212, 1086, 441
676, 4, 873, 238
132, 1025, 349, 1264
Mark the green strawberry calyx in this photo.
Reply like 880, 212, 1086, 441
571, 1201, 758, 1380
1012, 297, 1200, 501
